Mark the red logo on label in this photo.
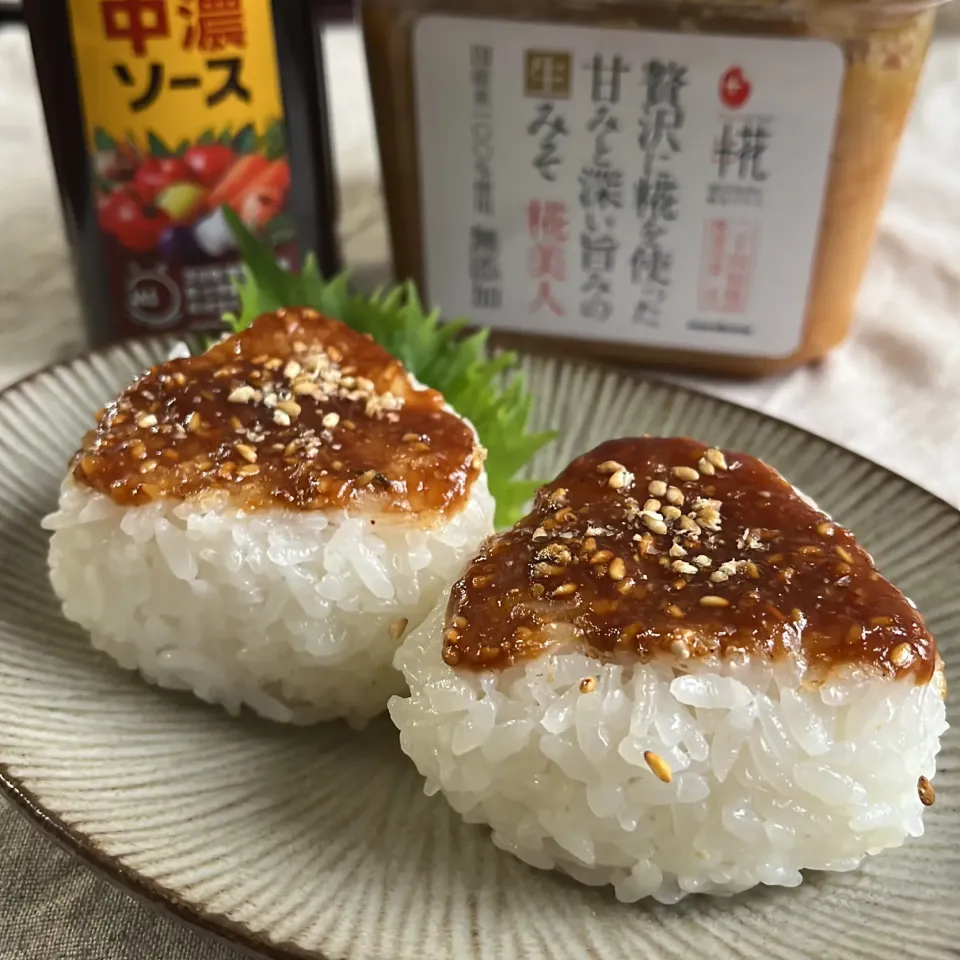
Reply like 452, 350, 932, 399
719, 67, 751, 109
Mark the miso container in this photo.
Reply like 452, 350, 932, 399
362, 0, 947, 375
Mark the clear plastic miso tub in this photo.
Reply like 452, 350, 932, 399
362, 0, 947, 376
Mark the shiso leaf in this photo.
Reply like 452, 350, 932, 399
219, 207, 554, 527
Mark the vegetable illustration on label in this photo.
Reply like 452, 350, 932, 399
68, 0, 297, 334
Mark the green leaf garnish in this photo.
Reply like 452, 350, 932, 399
219, 206, 554, 527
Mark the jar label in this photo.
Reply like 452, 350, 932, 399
67, 0, 296, 336
413, 16, 844, 358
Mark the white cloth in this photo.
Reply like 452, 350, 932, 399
1, 22, 959, 503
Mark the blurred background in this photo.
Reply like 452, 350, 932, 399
2, 0, 960, 496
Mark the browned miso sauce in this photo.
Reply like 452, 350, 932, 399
445, 437, 936, 683
73, 308, 484, 517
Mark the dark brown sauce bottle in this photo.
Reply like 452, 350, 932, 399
24, 0, 343, 348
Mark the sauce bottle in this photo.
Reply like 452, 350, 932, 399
362, 0, 949, 376
25, 0, 341, 347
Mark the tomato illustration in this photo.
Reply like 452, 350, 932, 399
184, 144, 237, 189
132, 156, 193, 204
98, 189, 171, 252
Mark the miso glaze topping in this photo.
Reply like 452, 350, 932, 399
444, 437, 935, 682
73, 308, 484, 517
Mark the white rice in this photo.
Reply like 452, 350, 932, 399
391, 600, 948, 902
43, 473, 495, 726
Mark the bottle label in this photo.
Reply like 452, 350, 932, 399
67, 0, 296, 335
413, 16, 843, 358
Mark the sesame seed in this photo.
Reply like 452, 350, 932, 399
235, 443, 257, 463
672, 466, 699, 482
617, 578, 635, 596
442, 646, 461, 666
293, 380, 319, 396
402, 433, 419, 443
662, 505, 681, 521
444, 628, 459, 643
533, 562, 565, 578
694, 555, 711, 567
590, 549, 614, 565
284, 360, 302, 380
137, 413, 158, 428
665, 486, 684, 506
609, 469, 634, 490
139, 459, 158, 473
609, 558, 627, 580
704, 448, 728, 470
277, 399, 302, 420
553, 582, 577, 597
237, 463, 260, 477
579, 677, 597, 694
539, 543, 572, 564
642, 514, 668, 535
227, 385, 255, 403
697, 507, 721, 530
389, 618, 408, 642
669, 637, 691, 660
671, 560, 698, 575
597, 460, 626, 474
322, 412, 340, 429
666, 604, 685, 619
835, 545, 854, 564
817, 522, 835, 537
678, 516, 701, 536
918, 775, 936, 806
669, 543, 688, 558
648, 480, 667, 497
185, 412, 201, 432
744, 561, 761, 579
643, 498, 662, 513
273, 409, 291, 427
709, 570, 729, 583
698, 457, 715, 476
699, 595, 730, 607
891, 642, 913, 668
644, 751, 672, 783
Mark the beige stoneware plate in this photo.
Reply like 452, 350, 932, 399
0, 338, 957, 960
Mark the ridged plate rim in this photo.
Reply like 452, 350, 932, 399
0, 335, 956, 960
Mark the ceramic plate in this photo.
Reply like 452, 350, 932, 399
0, 339, 957, 960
